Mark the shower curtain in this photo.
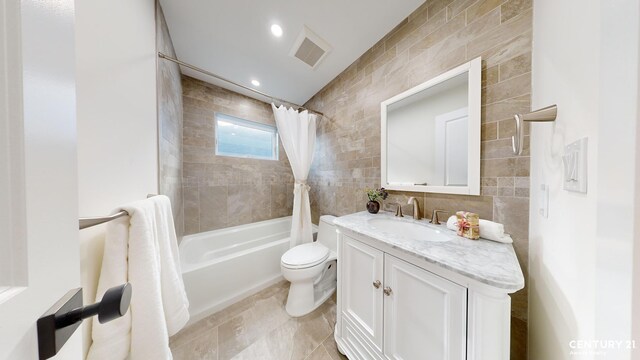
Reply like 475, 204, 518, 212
271, 104, 317, 248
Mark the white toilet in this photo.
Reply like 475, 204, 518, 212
281, 215, 338, 317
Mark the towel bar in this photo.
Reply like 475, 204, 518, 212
79, 211, 129, 230
78, 194, 159, 230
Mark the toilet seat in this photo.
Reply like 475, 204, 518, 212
281, 243, 330, 269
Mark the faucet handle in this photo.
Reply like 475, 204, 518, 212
430, 209, 448, 225
394, 203, 404, 217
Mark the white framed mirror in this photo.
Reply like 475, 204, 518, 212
381, 57, 481, 195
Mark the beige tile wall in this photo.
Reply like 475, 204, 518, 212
157, 5, 184, 237
181, 76, 295, 235
304, 0, 532, 358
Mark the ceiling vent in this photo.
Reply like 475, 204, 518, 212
290, 26, 332, 70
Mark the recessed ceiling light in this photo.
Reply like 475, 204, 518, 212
251, 79, 260, 87
270, 24, 283, 37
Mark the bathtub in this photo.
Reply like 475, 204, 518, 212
179, 216, 317, 324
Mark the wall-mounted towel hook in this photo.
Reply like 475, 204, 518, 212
512, 104, 557, 155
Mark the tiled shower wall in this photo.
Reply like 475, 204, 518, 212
157, 5, 184, 237
304, 0, 532, 358
181, 76, 295, 235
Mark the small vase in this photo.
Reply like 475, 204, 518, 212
366, 200, 380, 214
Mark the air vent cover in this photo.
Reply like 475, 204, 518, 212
290, 26, 332, 69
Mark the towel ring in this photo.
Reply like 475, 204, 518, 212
511, 104, 557, 155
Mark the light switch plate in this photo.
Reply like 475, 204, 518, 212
563, 137, 588, 193
539, 184, 549, 218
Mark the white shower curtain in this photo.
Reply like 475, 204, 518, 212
271, 104, 317, 248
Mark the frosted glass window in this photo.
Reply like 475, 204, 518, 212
215, 113, 279, 160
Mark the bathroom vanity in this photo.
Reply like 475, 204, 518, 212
333, 211, 524, 360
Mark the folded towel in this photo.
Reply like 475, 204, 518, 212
87, 195, 189, 360
446, 215, 513, 244
446, 215, 458, 232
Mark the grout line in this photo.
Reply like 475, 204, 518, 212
302, 342, 323, 360
481, 154, 530, 160
321, 341, 341, 360
482, 93, 532, 107
321, 344, 332, 360
314, 333, 336, 360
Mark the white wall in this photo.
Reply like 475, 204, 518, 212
75, 0, 158, 356
529, 1, 639, 359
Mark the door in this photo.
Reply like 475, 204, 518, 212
383, 255, 466, 360
434, 107, 468, 186
0, 0, 81, 359
341, 235, 384, 352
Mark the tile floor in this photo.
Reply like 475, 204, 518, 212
170, 281, 348, 360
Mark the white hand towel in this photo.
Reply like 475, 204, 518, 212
87, 195, 189, 360
446, 215, 459, 232
445, 215, 513, 244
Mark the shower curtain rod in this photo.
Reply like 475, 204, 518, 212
158, 52, 324, 117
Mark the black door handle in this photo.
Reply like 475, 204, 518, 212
37, 283, 132, 360
55, 283, 132, 327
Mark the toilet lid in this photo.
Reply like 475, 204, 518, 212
281, 243, 330, 269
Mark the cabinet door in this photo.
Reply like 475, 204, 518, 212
383, 255, 467, 360
342, 235, 384, 351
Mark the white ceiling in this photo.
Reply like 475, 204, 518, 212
159, 0, 425, 106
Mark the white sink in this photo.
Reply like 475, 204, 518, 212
367, 218, 453, 242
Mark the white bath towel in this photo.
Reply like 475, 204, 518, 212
87, 195, 189, 360
446, 215, 513, 244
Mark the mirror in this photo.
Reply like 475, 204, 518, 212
381, 57, 481, 195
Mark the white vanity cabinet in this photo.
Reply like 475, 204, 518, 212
341, 235, 385, 352
383, 254, 467, 360
339, 234, 466, 360
334, 214, 524, 360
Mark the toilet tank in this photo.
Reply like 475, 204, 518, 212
316, 215, 338, 253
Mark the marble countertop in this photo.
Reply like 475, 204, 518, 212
334, 211, 525, 292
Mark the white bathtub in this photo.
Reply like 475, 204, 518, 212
179, 216, 317, 324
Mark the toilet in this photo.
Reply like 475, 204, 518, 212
281, 215, 338, 317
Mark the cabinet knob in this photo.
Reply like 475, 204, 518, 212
373, 280, 381, 289
383, 287, 392, 296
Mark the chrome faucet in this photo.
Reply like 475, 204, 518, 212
430, 209, 448, 225
407, 197, 420, 220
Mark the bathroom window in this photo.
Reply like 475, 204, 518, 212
215, 113, 279, 160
